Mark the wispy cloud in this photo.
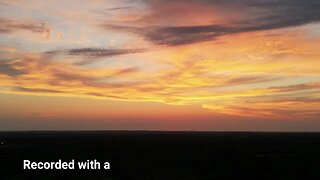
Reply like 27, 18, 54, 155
106, 6, 132, 11
0, 18, 51, 38
47, 47, 145, 65
13, 86, 64, 93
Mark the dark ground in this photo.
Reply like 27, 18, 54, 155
0, 131, 320, 179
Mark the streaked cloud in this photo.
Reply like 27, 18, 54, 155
13, 86, 64, 93
106, 6, 132, 11
0, 18, 51, 38
67, 47, 144, 57
47, 47, 145, 65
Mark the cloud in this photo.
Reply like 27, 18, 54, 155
51, 70, 95, 83
85, 92, 129, 100
67, 48, 144, 57
1, 47, 319, 120
103, 24, 234, 46
0, 18, 51, 37
0, 60, 26, 76
103, 0, 320, 46
225, 75, 277, 85
201, 80, 320, 119
267, 82, 320, 93
48, 67, 140, 89
202, 94, 320, 119
47, 47, 145, 65
107, 6, 132, 11
13, 86, 63, 93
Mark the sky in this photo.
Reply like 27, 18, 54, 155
0, 0, 320, 131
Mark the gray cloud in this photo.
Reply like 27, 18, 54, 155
103, 24, 234, 46
46, 47, 145, 65
13, 86, 63, 93
0, 61, 26, 76
67, 48, 144, 57
268, 82, 320, 93
107, 6, 132, 11
103, 0, 320, 46
0, 18, 51, 35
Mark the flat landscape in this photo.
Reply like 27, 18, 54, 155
0, 131, 320, 179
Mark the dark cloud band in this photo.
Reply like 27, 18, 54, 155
103, 0, 320, 46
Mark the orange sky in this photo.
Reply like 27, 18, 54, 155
0, 0, 320, 131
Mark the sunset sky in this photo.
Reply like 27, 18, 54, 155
0, 0, 320, 131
